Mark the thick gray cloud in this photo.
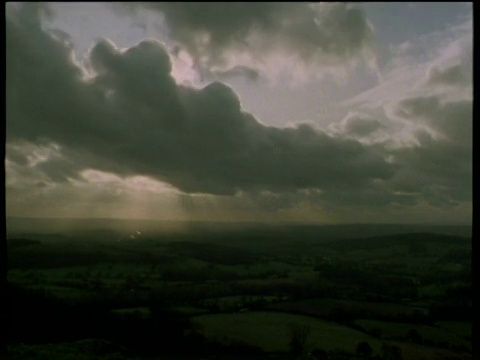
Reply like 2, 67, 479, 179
391, 95, 472, 144
333, 14, 473, 211
386, 94, 472, 207
211, 65, 260, 82
426, 63, 471, 87
330, 112, 385, 139
389, 134, 471, 207
6, 3, 392, 199
5, 3, 472, 222
114, 2, 375, 78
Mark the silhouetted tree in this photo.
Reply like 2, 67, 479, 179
289, 324, 311, 358
381, 343, 402, 360
370, 327, 382, 338
406, 328, 422, 344
356, 341, 373, 357
328, 349, 351, 360
311, 347, 328, 360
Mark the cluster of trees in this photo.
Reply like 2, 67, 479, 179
315, 261, 418, 301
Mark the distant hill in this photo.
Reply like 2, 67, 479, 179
7, 238, 42, 250
6, 217, 471, 241
166, 241, 257, 265
321, 232, 471, 251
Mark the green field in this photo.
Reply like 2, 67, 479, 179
268, 298, 428, 319
192, 311, 382, 353
354, 319, 471, 350
110, 307, 152, 318
192, 311, 471, 359
435, 321, 471, 339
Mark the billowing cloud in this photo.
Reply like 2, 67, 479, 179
6, 3, 392, 199
211, 65, 260, 82
389, 96, 472, 143
113, 2, 376, 81
426, 63, 471, 87
385, 94, 472, 207
5, 3, 472, 223
388, 132, 471, 207
336, 10, 472, 210
328, 112, 386, 142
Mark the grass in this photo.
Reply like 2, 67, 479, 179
354, 319, 471, 350
386, 340, 471, 360
192, 312, 471, 360
171, 306, 209, 316
110, 307, 151, 318
7, 339, 132, 360
435, 321, 471, 339
269, 298, 428, 319
191, 311, 382, 354
202, 295, 279, 311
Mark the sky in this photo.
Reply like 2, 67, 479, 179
5, 2, 473, 224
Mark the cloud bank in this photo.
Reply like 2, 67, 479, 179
5, 3, 472, 223
7, 4, 392, 195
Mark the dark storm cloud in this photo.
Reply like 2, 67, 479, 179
5, 146, 29, 166
6, 3, 393, 198
389, 133, 471, 207
386, 94, 472, 207
426, 63, 471, 87
34, 155, 82, 183
392, 95, 472, 144
335, 113, 384, 137
6, 3, 472, 214
424, 32, 472, 89
211, 66, 260, 82
114, 2, 375, 77
6, 141, 87, 184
